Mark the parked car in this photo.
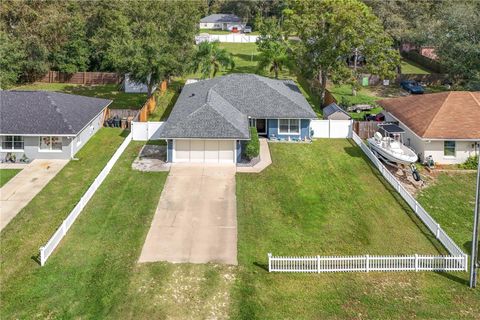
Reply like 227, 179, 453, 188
400, 80, 424, 94
227, 24, 243, 32
243, 26, 252, 33
364, 113, 385, 122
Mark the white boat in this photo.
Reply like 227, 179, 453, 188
367, 124, 418, 166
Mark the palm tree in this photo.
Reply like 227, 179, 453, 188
257, 41, 290, 79
191, 41, 235, 78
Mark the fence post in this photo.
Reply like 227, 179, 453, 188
464, 253, 469, 272
436, 223, 441, 239
268, 253, 272, 272
415, 254, 419, 272
39, 246, 45, 266
365, 254, 370, 273
317, 255, 321, 273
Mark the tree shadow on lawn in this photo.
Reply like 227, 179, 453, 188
345, 139, 447, 256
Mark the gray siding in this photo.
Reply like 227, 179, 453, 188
0, 111, 104, 161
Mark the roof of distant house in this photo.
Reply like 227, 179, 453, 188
323, 103, 351, 119
157, 74, 317, 140
200, 14, 242, 23
378, 91, 480, 140
0, 91, 111, 135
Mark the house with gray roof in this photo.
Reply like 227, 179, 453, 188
200, 14, 242, 30
157, 74, 317, 163
0, 91, 111, 160
323, 103, 351, 120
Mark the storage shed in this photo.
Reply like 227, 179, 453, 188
323, 103, 352, 120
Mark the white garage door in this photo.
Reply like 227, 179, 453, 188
173, 140, 235, 163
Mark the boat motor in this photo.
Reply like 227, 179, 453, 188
410, 163, 421, 182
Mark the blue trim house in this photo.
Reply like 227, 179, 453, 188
157, 74, 317, 164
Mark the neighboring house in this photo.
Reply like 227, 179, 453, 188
156, 74, 317, 164
378, 91, 480, 164
0, 91, 111, 160
401, 42, 438, 60
199, 14, 242, 30
323, 103, 351, 120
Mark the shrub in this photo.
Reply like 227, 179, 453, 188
459, 155, 479, 170
244, 127, 260, 160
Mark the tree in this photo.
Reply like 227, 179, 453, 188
286, 0, 399, 102
256, 17, 290, 79
191, 41, 235, 78
432, 1, 480, 83
96, 0, 201, 96
0, 31, 25, 88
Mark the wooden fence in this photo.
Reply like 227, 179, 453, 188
353, 121, 379, 139
39, 71, 122, 85
134, 80, 168, 122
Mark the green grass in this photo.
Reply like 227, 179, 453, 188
148, 80, 183, 121
417, 172, 477, 254
0, 128, 126, 317
0, 169, 21, 187
0, 138, 236, 318
233, 140, 480, 319
401, 58, 431, 74
14, 83, 147, 109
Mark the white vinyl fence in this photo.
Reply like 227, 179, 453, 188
195, 34, 258, 43
39, 133, 133, 266
351, 132, 466, 258
268, 254, 467, 273
310, 120, 353, 138
268, 131, 468, 274
131, 121, 164, 141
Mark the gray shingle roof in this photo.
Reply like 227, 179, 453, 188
0, 91, 111, 135
200, 14, 241, 23
157, 74, 317, 139
323, 103, 351, 118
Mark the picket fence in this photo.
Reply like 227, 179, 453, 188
196, 34, 258, 43
268, 131, 468, 273
268, 254, 467, 273
39, 133, 133, 266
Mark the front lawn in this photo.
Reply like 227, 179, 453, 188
417, 172, 477, 254
1, 128, 125, 316
0, 169, 21, 187
14, 83, 147, 109
233, 140, 479, 319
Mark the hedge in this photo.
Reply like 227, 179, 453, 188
401, 51, 445, 74
244, 127, 260, 160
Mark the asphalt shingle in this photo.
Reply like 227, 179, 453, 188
0, 91, 111, 135
200, 14, 241, 23
157, 74, 317, 139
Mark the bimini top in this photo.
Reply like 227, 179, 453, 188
379, 124, 405, 134
0, 91, 111, 136
157, 74, 317, 140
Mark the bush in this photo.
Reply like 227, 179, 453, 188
459, 155, 479, 170
244, 127, 260, 160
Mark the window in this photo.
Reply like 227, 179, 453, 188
444, 141, 456, 157
278, 119, 300, 134
1, 136, 24, 150
39, 136, 62, 151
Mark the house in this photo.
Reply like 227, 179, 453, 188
156, 74, 317, 163
0, 91, 111, 160
323, 103, 351, 120
199, 14, 242, 30
378, 91, 480, 164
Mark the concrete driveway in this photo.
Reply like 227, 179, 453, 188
139, 164, 237, 265
0, 159, 68, 231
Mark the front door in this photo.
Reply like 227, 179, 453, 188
256, 119, 267, 135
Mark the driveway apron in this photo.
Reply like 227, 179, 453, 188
139, 164, 237, 265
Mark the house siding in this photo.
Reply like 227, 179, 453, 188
0, 111, 104, 160
266, 118, 311, 140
